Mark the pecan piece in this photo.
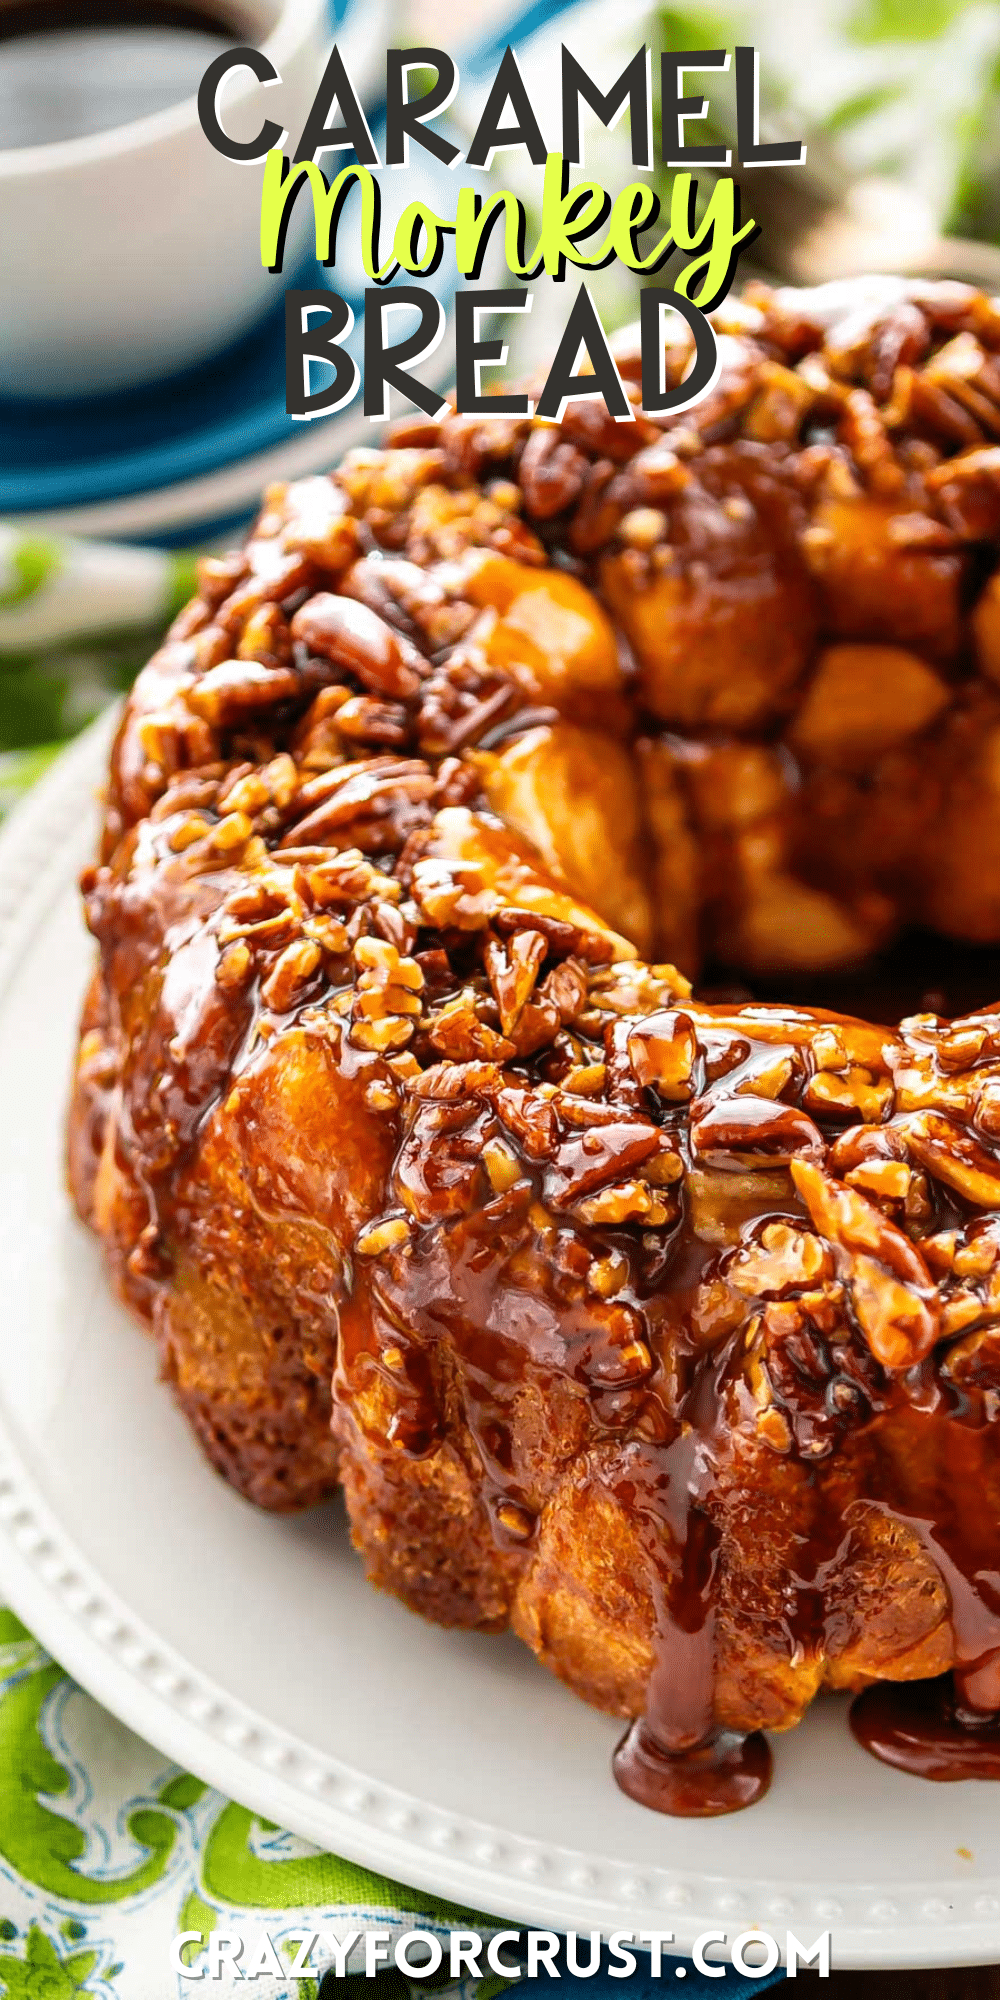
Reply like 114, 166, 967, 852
411, 1061, 503, 1102
691, 1094, 824, 1169
427, 996, 514, 1062
237, 602, 292, 671
291, 593, 425, 699
260, 937, 323, 1011
334, 694, 411, 749
627, 1010, 698, 1100
186, 659, 301, 726
484, 929, 548, 1037
544, 1115, 661, 1208
790, 1158, 939, 1369
280, 760, 434, 851
518, 428, 587, 520
538, 955, 588, 1026
494, 1086, 559, 1160
394, 1100, 489, 1220
575, 1179, 675, 1227
350, 935, 424, 1052
727, 1220, 832, 1297
894, 1110, 1000, 1207
280, 475, 361, 571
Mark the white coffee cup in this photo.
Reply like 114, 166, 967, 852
0, 0, 376, 400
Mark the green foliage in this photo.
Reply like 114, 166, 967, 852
476, 1972, 523, 2000
0, 664, 71, 751
821, 81, 905, 135
0, 540, 62, 613
847, 0, 967, 42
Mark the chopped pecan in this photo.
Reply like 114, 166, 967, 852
280, 475, 362, 571
894, 1110, 1000, 1207
185, 659, 302, 727
334, 695, 411, 749
261, 937, 323, 1011
291, 593, 425, 700
845, 1158, 913, 1203
304, 849, 399, 911
619, 506, 669, 549
237, 602, 292, 671
790, 1158, 939, 1369
350, 935, 424, 1053
280, 760, 435, 852
215, 940, 253, 992
218, 752, 298, 818
544, 1112, 661, 1209
355, 1215, 412, 1257
484, 929, 548, 1037
394, 1098, 490, 1220
727, 1220, 832, 1297
575, 1179, 675, 1228
494, 1086, 559, 1161
493, 907, 617, 967
410, 855, 496, 930
518, 428, 587, 520
627, 1010, 698, 1100
538, 956, 587, 1026
427, 995, 515, 1062
482, 1136, 525, 1194
929, 445, 1000, 537
803, 1067, 893, 1122
410, 1060, 503, 1102
691, 1094, 824, 1169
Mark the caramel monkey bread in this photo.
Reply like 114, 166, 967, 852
70, 278, 1000, 1814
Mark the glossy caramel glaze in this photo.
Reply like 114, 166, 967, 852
851, 1676, 1000, 1781
69, 278, 1000, 1812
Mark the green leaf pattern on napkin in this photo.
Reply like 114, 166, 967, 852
0, 1611, 502, 1999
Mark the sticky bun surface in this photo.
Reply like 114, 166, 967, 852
70, 278, 1000, 1806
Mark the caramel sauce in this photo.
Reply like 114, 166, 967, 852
614, 1719, 773, 1816
611, 1453, 773, 1815
851, 1675, 1000, 1781
72, 295, 1000, 1816
82, 790, 1000, 1817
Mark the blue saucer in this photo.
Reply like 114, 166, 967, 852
0, 261, 367, 515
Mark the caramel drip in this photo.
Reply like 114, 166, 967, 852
606, 1378, 775, 1816
340, 1044, 1000, 1814
840, 1413, 1000, 1775
893, 1512, 1000, 1716
613, 1719, 773, 1817
89, 854, 1000, 1811
851, 1676, 1000, 1781
611, 1456, 773, 1815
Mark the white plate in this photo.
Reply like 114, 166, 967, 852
1, 714, 999, 1972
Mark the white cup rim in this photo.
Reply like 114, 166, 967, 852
0, 0, 329, 179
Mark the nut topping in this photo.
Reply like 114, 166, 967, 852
74, 275, 1000, 1795
791, 1159, 939, 1368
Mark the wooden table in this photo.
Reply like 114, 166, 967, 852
820, 1971, 999, 1996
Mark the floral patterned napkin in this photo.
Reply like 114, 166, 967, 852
0, 1585, 786, 1998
